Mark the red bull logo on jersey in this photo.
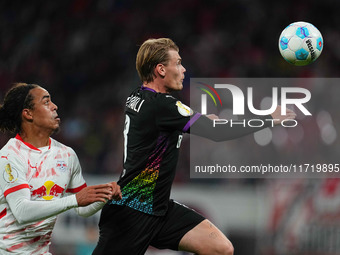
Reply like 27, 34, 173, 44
31, 181, 65, 200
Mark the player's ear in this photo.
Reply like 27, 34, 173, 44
155, 63, 166, 77
22, 109, 33, 121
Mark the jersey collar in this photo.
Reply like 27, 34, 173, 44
15, 134, 51, 151
141, 85, 157, 93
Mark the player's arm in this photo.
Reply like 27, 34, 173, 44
5, 187, 76, 224
4, 183, 115, 224
189, 106, 296, 141
156, 96, 296, 141
0, 154, 114, 224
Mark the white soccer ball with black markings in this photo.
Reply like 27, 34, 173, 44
278, 21, 323, 66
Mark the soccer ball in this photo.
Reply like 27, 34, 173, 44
278, 21, 323, 66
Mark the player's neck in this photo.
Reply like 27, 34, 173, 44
19, 130, 51, 148
143, 80, 169, 94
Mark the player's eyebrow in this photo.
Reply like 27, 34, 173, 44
40, 95, 50, 101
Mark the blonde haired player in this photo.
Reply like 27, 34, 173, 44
93, 38, 296, 255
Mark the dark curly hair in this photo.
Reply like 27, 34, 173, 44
0, 83, 38, 133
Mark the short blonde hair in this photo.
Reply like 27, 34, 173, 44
136, 38, 179, 83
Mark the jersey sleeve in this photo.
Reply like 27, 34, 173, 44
156, 95, 201, 133
73, 201, 106, 217
0, 154, 30, 198
65, 148, 87, 193
0, 154, 78, 224
6, 188, 77, 224
190, 114, 273, 141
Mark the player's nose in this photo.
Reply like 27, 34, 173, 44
51, 101, 58, 111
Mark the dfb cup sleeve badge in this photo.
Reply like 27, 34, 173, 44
3, 163, 18, 183
176, 101, 193, 117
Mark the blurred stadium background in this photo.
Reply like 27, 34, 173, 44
1, 0, 340, 254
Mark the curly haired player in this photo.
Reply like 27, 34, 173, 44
0, 83, 122, 254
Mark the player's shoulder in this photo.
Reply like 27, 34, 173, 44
0, 138, 25, 165
0, 138, 16, 151
155, 93, 177, 102
0, 138, 22, 157
126, 86, 193, 116
125, 87, 175, 111
50, 138, 76, 155
154, 94, 194, 117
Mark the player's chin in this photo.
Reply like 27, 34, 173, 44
51, 124, 61, 135
168, 83, 183, 92
52, 127, 60, 135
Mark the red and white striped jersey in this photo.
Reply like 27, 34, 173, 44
0, 134, 86, 254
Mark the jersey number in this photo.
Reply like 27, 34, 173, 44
176, 135, 183, 148
123, 115, 130, 163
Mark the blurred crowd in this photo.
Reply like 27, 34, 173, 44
0, 0, 340, 181
2, 1, 340, 254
